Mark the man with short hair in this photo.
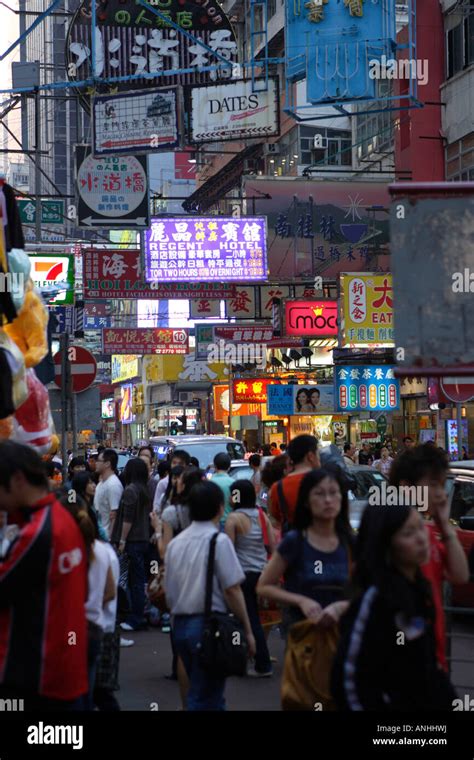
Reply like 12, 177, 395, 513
0, 441, 88, 709
403, 435, 415, 451
343, 443, 357, 467
358, 442, 373, 466
152, 449, 191, 513
248, 453, 262, 496
139, 446, 158, 501
95, 449, 124, 538
165, 480, 255, 710
269, 434, 320, 530
211, 453, 234, 522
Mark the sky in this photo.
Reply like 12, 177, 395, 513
0, 0, 22, 168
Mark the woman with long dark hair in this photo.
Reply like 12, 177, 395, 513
331, 504, 456, 710
160, 467, 204, 558
225, 479, 275, 677
71, 471, 108, 542
257, 467, 354, 635
111, 458, 151, 632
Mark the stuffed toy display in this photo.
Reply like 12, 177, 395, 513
0, 177, 55, 452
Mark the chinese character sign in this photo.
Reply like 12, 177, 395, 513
144, 217, 267, 283
286, 0, 396, 104
341, 273, 394, 347
75, 146, 149, 227
66, 0, 238, 112
335, 366, 399, 412
233, 378, 276, 404
93, 89, 179, 156
103, 328, 189, 355
267, 384, 334, 415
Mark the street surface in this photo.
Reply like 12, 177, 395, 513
118, 618, 474, 711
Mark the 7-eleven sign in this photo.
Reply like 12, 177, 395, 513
28, 253, 75, 305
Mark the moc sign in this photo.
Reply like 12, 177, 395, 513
284, 300, 338, 337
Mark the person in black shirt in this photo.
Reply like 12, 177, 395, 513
331, 503, 456, 711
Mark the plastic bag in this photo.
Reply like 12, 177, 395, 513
12, 368, 54, 454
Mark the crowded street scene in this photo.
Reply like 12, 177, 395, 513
0, 0, 474, 754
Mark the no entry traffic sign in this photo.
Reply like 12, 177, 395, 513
53, 345, 97, 393
440, 376, 474, 403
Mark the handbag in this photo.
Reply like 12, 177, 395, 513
256, 508, 282, 628
198, 532, 249, 678
147, 565, 168, 613
281, 620, 339, 711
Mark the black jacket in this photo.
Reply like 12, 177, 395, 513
331, 583, 456, 711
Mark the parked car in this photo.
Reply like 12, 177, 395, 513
345, 465, 388, 531
444, 461, 474, 608
149, 435, 246, 470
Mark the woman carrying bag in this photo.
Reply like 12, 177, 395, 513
257, 467, 354, 710
164, 480, 256, 711
225, 479, 275, 677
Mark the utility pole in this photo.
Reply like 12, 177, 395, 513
34, 87, 41, 243
60, 332, 69, 481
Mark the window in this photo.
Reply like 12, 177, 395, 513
447, 8, 474, 78
451, 478, 474, 522
448, 23, 464, 78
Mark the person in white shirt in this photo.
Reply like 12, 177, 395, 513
94, 542, 122, 711
152, 450, 190, 513
95, 449, 124, 538
165, 480, 256, 711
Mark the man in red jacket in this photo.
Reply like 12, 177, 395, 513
0, 441, 88, 710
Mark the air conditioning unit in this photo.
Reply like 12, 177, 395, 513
313, 135, 328, 150
178, 392, 194, 403
264, 143, 280, 155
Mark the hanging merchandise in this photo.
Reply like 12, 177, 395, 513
0, 177, 17, 324
4, 283, 49, 367
12, 369, 55, 455
0, 175, 54, 453
6, 248, 31, 312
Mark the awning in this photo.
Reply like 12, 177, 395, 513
182, 143, 265, 213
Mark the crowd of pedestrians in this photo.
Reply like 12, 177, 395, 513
0, 434, 470, 712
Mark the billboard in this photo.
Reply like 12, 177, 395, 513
120, 384, 135, 424
190, 78, 279, 143
233, 378, 277, 404
66, 0, 238, 112
267, 384, 334, 415
286, 0, 396, 103
143, 217, 267, 282
102, 328, 189, 355
284, 300, 338, 337
75, 146, 149, 228
340, 273, 394, 347
242, 178, 391, 279
101, 397, 115, 419
335, 366, 400, 412
83, 248, 236, 299
111, 355, 139, 384
93, 89, 179, 156
28, 253, 75, 305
